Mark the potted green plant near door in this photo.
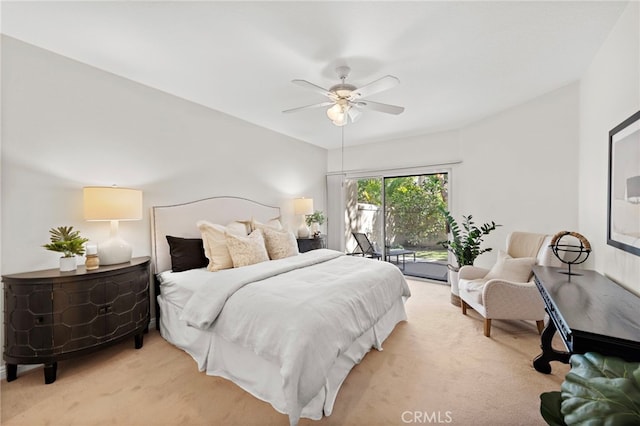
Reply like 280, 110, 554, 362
439, 209, 500, 306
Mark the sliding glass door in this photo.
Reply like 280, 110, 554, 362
346, 172, 449, 281
344, 176, 384, 255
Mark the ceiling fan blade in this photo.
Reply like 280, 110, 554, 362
291, 79, 333, 98
347, 107, 362, 123
350, 75, 400, 99
354, 100, 405, 115
282, 101, 334, 114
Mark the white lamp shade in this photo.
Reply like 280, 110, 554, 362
327, 104, 349, 126
294, 198, 314, 215
83, 187, 143, 221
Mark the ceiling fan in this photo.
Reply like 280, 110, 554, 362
283, 66, 405, 126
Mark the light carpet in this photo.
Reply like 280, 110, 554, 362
1, 279, 569, 425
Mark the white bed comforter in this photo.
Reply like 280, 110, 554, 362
179, 249, 410, 425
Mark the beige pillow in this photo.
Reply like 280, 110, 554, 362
197, 220, 249, 271
229, 220, 252, 235
225, 229, 269, 268
251, 216, 283, 232
484, 250, 536, 282
262, 227, 299, 260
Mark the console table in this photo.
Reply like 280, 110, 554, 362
3, 257, 150, 384
532, 265, 640, 374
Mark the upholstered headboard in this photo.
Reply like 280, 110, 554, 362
151, 196, 281, 273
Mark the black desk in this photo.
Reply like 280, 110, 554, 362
532, 266, 640, 374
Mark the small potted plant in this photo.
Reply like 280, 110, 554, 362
305, 210, 325, 238
43, 226, 89, 271
439, 208, 500, 305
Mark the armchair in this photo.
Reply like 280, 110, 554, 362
458, 231, 562, 337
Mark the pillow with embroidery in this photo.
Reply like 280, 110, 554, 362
197, 220, 249, 271
262, 227, 299, 260
225, 229, 270, 268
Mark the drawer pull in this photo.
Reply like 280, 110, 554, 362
98, 305, 112, 314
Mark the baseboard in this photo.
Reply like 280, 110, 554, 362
1, 318, 156, 382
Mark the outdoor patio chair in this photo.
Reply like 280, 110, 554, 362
351, 232, 382, 260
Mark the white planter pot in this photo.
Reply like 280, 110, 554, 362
448, 269, 461, 306
59, 256, 77, 272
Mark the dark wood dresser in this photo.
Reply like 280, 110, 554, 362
532, 265, 640, 373
3, 257, 150, 384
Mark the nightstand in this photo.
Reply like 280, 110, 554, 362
2, 257, 150, 384
297, 235, 326, 253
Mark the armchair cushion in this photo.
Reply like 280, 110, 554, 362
458, 265, 489, 281
461, 278, 488, 305
484, 250, 536, 283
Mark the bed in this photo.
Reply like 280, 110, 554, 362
151, 196, 411, 425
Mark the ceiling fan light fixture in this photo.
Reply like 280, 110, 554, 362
327, 102, 349, 124
286, 65, 403, 125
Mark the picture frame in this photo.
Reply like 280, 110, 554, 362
607, 110, 640, 256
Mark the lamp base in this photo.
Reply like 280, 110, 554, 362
98, 237, 132, 265
297, 223, 310, 238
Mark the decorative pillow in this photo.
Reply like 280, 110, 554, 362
251, 216, 283, 232
197, 220, 249, 271
484, 250, 536, 282
230, 220, 253, 235
262, 227, 299, 260
225, 229, 270, 268
165, 235, 208, 272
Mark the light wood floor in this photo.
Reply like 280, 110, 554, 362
1, 280, 569, 425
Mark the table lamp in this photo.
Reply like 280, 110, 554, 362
294, 197, 314, 238
83, 186, 142, 265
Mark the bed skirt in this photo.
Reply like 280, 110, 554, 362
158, 295, 408, 421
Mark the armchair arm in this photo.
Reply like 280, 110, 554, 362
458, 265, 489, 280
482, 279, 545, 320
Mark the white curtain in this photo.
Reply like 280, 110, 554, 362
325, 173, 345, 251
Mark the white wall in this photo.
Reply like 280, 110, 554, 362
0, 36, 327, 367
1, 36, 327, 275
579, 1, 639, 295
329, 83, 580, 269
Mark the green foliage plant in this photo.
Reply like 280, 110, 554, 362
540, 352, 640, 426
357, 174, 449, 246
42, 226, 89, 258
438, 208, 500, 271
305, 210, 325, 226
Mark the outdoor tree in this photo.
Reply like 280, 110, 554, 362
357, 174, 448, 248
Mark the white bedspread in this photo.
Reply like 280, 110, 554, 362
179, 249, 411, 425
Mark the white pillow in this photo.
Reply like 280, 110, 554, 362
262, 227, 299, 260
228, 220, 252, 235
225, 229, 270, 268
484, 250, 536, 282
251, 216, 283, 231
197, 220, 249, 271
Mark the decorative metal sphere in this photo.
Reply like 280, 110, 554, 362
550, 231, 591, 267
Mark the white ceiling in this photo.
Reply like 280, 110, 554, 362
1, 1, 628, 149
